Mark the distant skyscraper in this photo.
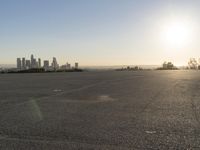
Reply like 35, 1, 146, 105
43, 60, 49, 71
17, 58, 21, 70
75, 62, 78, 69
66, 62, 71, 69
36, 61, 39, 68
22, 57, 26, 70
26, 60, 31, 69
51, 57, 59, 70
31, 54, 34, 68
38, 58, 41, 68
32, 58, 37, 68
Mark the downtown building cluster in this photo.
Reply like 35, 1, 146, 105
17, 54, 78, 71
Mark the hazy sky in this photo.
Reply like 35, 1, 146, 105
1, 0, 200, 66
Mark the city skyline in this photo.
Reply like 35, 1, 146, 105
1, 1, 200, 66
16, 54, 78, 71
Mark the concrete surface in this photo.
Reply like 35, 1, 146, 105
0, 70, 200, 149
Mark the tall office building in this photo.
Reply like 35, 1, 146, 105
26, 60, 31, 69
17, 58, 22, 70
22, 57, 26, 70
38, 58, 41, 68
43, 60, 49, 71
32, 58, 37, 68
51, 57, 59, 70
66, 62, 71, 69
35, 59, 38, 68
31, 54, 34, 68
75, 62, 79, 69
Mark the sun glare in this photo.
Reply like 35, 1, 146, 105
161, 21, 193, 48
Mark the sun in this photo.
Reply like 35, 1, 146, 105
161, 21, 192, 48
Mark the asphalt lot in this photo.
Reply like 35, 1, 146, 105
0, 70, 200, 149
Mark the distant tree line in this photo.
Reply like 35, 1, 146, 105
188, 58, 200, 69
0, 68, 83, 74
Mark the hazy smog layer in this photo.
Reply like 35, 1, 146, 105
0, 71, 200, 149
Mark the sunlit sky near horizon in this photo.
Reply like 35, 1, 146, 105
1, 0, 200, 66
